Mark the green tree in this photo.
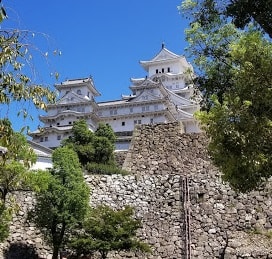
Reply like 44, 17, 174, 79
180, 0, 272, 192
179, 0, 272, 38
0, 2, 57, 243
0, 119, 37, 241
0, 2, 56, 137
0, 29, 56, 111
180, 0, 240, 110
63, 119, 95, 165
68, 205, 150, 259
226, 0, 272, 39
95, 123, 116, 145
29, 146, 90, 259
92, 136, 115, 164
63, 120, 115, 166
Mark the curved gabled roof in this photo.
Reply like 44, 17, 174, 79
39, 110, 98, 122
47, 91, 94, 109
28, 125, 73, 136
55, 77, 101, 96
140, 45, 184, 71
129, 77, 160, 90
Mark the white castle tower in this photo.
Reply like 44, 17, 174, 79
29, 77, 100, 148
29, 45, 200, 150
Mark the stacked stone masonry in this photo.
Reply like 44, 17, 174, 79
0, 122, 271, 258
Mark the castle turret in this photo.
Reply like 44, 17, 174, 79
29, 77, 100, 149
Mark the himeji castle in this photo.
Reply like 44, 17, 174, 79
29, 44, 200, 150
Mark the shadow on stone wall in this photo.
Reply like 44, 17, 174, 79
3, 242, 41, 259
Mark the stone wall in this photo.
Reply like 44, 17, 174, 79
1, 122, 271, 258
114, 151, 128, 168
0, 192, 52, 259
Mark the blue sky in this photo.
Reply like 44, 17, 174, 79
1, 0, 190, 133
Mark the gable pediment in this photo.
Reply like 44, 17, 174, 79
56, 91, 90, 105
130, 78, 161, 90
151, 48, 179, 62
138, 78, 159, 88
129, 89, 164, 103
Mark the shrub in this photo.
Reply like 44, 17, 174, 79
85, 162, 128, 176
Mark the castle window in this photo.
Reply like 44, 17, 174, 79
150, 118, 154, 124
156, 69, 159, 74
162, 68, 164, 73
77, 89, 82, 95
69, 121, 72, 125
57, 135, 61, 140
122, 121, 125, 126
142, 106, 149, 112
40, 137, 44, 142
110, 109, 118, 115
57, 122, 60, 126
167, 67, 170, 72
133, 120, 141, 125
130, 107, 133, 113
45, 137, 48, 142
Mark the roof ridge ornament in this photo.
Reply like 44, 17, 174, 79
162, 42, 165, 49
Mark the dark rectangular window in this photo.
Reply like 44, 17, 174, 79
167, 67, 170, 72
122, 121, 125, 126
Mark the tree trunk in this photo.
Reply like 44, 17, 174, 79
52, 245, 60, 259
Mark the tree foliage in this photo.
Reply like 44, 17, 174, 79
0, 119, 37, 201
95, 122, 116, 145
0, 29, 56, 110
68, 205, 150, 259
63, 120, 115, 166
179, 0, 272, 39
0, 2, 57, 137
226, 0, 272, 39
180, 0, 272, 192
0, 119, 37, 241
28, 146, 90, 259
